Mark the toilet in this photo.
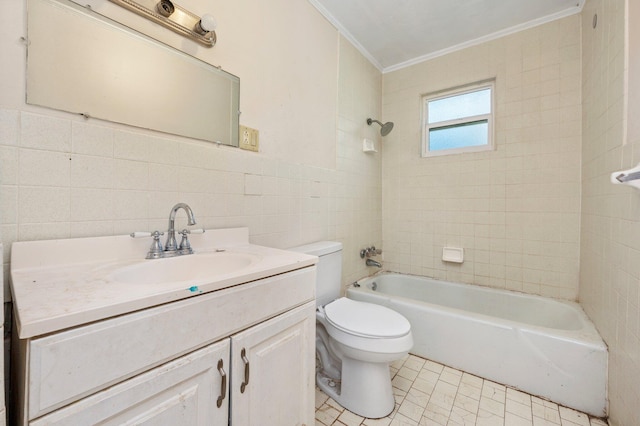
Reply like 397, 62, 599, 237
289, 241, 413, 418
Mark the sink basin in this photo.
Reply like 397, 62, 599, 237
110, 252, 259, 285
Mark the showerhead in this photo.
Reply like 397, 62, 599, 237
367, 118, 394, 136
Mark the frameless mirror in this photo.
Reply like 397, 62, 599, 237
26, 0, 240, 146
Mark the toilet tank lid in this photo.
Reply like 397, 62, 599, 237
287, 241, 342, 257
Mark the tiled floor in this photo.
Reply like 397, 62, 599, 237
315, 354, 608, 426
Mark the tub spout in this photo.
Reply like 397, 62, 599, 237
366, 258, 382, 268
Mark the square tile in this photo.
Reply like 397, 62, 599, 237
314, 354, 600, 426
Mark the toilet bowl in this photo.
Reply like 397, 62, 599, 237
316, 297, 413, 418
288, 241, 413, 418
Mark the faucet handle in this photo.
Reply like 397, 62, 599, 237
146, 231, 165, 259
178, 229, 194, 252
130, 231, 152, 238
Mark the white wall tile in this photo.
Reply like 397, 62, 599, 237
72, 122, 113, 157
381, 15, 582, 300
70, 154, 113, 189
20, 112, 71, 152
0, 109, 19, 146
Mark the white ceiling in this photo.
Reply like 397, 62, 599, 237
309, 0, 585, 72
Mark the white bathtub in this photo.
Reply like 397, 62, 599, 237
347, 273, 608, 417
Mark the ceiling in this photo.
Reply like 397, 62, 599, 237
309, 0, 585, 72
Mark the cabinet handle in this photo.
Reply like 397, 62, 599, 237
240, 348, 250, 393
216, 359, 226, 408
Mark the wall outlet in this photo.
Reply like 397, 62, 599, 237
239, 125, 259, 152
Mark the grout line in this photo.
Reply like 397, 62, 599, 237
315, 353, 608, 426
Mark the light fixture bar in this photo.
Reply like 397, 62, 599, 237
109, 0, 216, 47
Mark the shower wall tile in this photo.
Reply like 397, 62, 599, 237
382, 15, 582, 300
580, 1, 640, 425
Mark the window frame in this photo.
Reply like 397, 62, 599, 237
421, 80, 495, 158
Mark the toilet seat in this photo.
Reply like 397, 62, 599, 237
324, 297, 410, 338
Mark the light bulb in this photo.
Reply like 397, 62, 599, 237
198, 14, 217, 33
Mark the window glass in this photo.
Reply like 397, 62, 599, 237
422, 82, 494, 157
428, 89, 491, 123
429, 121, 488, 151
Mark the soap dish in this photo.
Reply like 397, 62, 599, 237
442, 247, 464, 263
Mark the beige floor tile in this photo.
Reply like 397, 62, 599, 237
412, 377, 437, 395
558, 406, 590, 426
454, 392, 481, 413
419, 415, 447, 426
506, 388, 531, 406
363, 417, 392, 426
440, 367, 463, 386
405, 387, 431, 407
404, 355, 427, 371
398, 399, 426, 422
337, 409, 365, 426
393, 375, 415, 392
314, 354, 601, 426
481, 382, 506, 403
457, 382, 482, 400
476, 409, 505, 426
506, 397, 533, 420
422, 401, 450, 425
424, 360, 445, 373
390, 412, 420, 425
326, 397, 345, 412
316, 403, 342, 425
429, 381, 458, 411
317, 388, 330, 408
449, 406, 478, 426
418, 369, 442, 384
532, 416, 561, 426
504, 411, 534, 425
398, 366, 420, 381
532, 401, 560, 424
461, 373, 484, 389
478, 396, 505, 417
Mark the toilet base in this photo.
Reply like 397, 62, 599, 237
316, 356, 395, 419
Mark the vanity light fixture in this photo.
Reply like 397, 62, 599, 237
109, 0, 217, 47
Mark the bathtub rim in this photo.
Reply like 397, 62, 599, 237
351, 271, 607, 349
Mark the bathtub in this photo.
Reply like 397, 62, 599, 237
347, 273, 607, 417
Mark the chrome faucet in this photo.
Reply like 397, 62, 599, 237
366, 258, 382, 268
165, 203, 196, 253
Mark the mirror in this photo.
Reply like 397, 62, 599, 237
26, 0, 240, 146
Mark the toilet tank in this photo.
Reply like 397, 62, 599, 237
288, 241, 342, 307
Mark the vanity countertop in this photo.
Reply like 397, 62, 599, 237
10, 228, 317, 339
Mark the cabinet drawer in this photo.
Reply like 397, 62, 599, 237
27, 266, 315, 419
31, 340, 229, 426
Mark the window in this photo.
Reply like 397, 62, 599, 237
422, 81, 494, 157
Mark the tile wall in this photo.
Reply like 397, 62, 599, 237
580, 0, 640, 424
0, 0, 382, 301
381, 16, 583, 300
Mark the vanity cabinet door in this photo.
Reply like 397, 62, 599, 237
30, 340, 230, 426
230, 301, 315, 426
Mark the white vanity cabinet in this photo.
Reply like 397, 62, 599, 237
30, 339, 231, 425
13, 265, 316, 425
230, 302, 315, 425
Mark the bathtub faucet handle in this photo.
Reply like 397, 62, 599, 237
360, 246, 380, 258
